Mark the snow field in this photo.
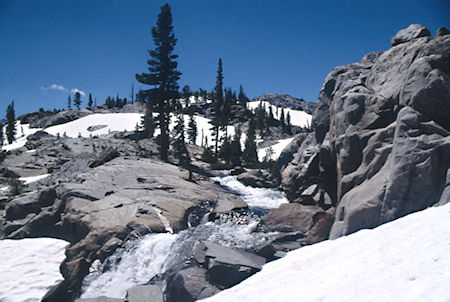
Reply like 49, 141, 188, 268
201, 202, 450, 302
0, 238, 69, 302
1, 121, 42, 151
247, 100, 312, 128
3, 109, 307, 160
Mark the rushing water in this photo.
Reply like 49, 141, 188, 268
81, 173, 289, 299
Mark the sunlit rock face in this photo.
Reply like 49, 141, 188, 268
279, 24, 450, 239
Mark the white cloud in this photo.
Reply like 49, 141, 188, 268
71, 88, 86, 96
40, 84, 67, 91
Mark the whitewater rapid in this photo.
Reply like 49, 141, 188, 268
81, 174, 288, 298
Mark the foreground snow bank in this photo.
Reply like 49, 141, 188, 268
0, 238, 69, 302
202, 203, 450, 302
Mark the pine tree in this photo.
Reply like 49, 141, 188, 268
139, 106, 155, 138
136, 3, 181, 161
67, 95, 72, 109
229, 125, 242, 166
280, 107, 286, 129
0, 123, 4, 147
187, 113, 197, 144
182, 85, 191, 107
131, 84, 135, 104
73, 92, 82, 110
88, 93, 93, 109
210, 58, 224, 158
238, 85, 248, 108
286, 111, 292, 134
5, 101, 16, 144
243, 119, 258, 166
172, 113, 190, 167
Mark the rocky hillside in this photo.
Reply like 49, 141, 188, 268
279, 24, 450, 239
252, 94, 317, 115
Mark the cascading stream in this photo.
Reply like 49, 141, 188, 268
80, 173, 289, 299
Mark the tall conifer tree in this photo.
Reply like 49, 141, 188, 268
88, 93, 93, 109
5, 101, 16, 144
210, 58, 224, 158
136, 3, 181, 161
74, 92, 82, 110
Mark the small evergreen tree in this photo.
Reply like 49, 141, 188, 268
6, 101, 16, 144
286, 111, 292, 134
73, 92, 82, 110
0, 123, 4, 146
131, 84, 135, 104
243, 119, 258, 166
187, 113, 197, 144
229, 125, 242, 166
238, 85, 248, 108
88, 93, 93, 109
280, 107, 286, 128
182, 85, 191, 107
67, 95, 72, 109
140, 107, 156, 138
172, 113, 191, 167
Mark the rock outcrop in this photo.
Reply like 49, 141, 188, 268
1, 132, 246, 301
252, 94, 317, 115
279, 24, 450, 239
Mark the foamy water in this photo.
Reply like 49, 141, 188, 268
212, 175, 289, 208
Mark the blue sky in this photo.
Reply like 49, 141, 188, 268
0, 0, 449, 116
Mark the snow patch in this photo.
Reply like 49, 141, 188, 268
201, 203, 450, 302
0, 238, 68, 302
247, 100, 312, 128
19, 174, 50, 184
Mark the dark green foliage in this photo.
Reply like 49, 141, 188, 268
280, 107, 285, 128
238, 85, 248, 108
182, 85, 191, 106
88, 93, 93, 109
243, 119, 258, 166
136, 3, 181, 161
131, 84, 135, 104
67, 95, 72, 109
201, 146, 216, 164
6, 101, 16, 144
0, 123, 4, 147
73, 92, 82, 110
286, 111, 292, 134
229, 125, 242, 166
210, 58, 224, 158
105, 96, 115, 109
136, 106, 156, 139
172, 113, 190, 166
187, 113, 197, 144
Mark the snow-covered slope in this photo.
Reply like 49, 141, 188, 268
44, 113, 142, 137
3, 110, 297, 161
247, 100, 312, 128
0, 238, 69, 302
201, 203, 450, 302
1, 121, 42, 151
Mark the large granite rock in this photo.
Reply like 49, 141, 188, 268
165, 266, 220, 302
391, 23, 431, 46
30, 109, 91, 128
280, 24, 450, 240
126, 285, 163, 302
194, 241, 266, 288
3, 154, 243, 301
252, 94, 317, 115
